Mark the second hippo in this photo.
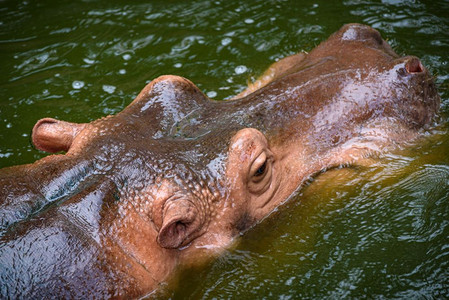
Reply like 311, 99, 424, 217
0, 24, 440, 298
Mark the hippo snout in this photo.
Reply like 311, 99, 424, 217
385, 56, 440, 128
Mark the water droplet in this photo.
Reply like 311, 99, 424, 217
207, 91, 217, 98
235, 65, 247, 74
102, 85, 116, 94
119, 69, 126, 74
221, 37, 232, 46
122, 54, 131, 61
6, 123, 12, 128
72, 81, 85, 89
244, 18, 254, 24
174, 63, 182, 68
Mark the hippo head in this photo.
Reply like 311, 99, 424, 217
1, 24, 439, 296
30, 24, 439, 253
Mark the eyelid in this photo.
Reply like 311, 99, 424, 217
251, 152, 267, 176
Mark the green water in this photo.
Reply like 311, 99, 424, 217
1, 0, 448, 298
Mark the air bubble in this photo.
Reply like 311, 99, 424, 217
235, 65, 247, 74
102, 85, 116, 94
72, 81, 85, 89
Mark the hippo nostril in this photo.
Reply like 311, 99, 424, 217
406, 58, 424, 74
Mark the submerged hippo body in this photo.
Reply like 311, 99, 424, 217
0, 24, 440, 298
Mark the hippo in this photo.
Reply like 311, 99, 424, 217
0, 24, 440, 298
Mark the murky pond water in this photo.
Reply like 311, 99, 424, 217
1, 0, 448, 298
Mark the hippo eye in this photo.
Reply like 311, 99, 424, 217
251, 152, 272, 184
248, 151, 273, 194
254, 160, 267, 177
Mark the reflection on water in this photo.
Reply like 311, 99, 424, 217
0, 0, 448, 298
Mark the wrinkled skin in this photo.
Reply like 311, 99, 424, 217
0, 24, 440, 298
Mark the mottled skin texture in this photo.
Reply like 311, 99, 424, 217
0, 24, 440, 298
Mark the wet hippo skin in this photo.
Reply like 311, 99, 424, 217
0, 24, 440, 298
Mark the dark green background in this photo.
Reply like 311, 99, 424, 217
1, 0, 448, 298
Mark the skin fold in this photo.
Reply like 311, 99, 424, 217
0, 24, 440, 298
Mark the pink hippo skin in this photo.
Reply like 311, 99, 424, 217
0, 24, 440, 298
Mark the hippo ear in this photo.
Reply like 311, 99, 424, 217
157, 199, 203, 249
32, 118, 86, 153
